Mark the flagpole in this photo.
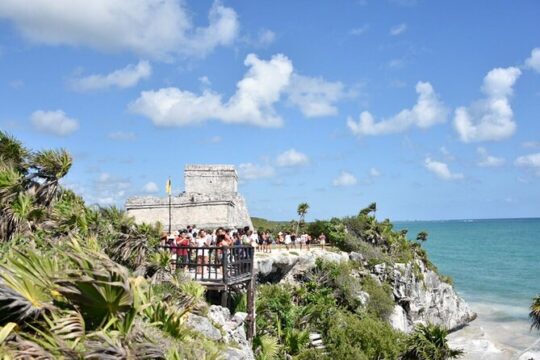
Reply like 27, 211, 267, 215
167, 177, 172, 235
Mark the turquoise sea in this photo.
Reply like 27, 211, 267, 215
396, 218, 540, 357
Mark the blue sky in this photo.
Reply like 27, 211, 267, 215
1, 0, 539, 221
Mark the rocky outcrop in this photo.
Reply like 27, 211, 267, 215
184, 305, 254, 360
254, 249, 475, 333
255, 248, 349, 283
372, 260, 476, 333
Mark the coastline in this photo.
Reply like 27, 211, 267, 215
448, 301, 539, 359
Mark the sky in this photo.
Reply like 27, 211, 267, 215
0, 0, 539, 222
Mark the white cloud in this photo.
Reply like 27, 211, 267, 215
129, 53, 293, 127
0, 0, 239, 60
31, 110, 79, 136
477, 147, 505, 167
515, 153, 540, 169
209, 135, 222, 143
347, 81, 447, 136
108, 131, 136, 141
390, 23, 407, 36
424, 157, 463, 180
522, 141, 540, 149
276, 149, 309, 167
98, 172, 112, 183
333, 171, 358, 187
525, 48, 540, 73
440, 146, 455, 161
199, 76, 211, 87
238, 163, 275, 180
350, 24, 369, 36
256, 29, 276, 46
453, 67, 521, 142
70, 60, 151, 91
143, 181, 158, 193
287, 74, 350, 117
369, 168, 381, 177
387, 58, 405, 69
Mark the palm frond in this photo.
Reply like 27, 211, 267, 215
530, 295, 540, 331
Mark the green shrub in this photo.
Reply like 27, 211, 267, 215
362, 276, 395, 321
324, 311, 405, 360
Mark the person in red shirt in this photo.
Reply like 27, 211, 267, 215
176, 231, 190, 271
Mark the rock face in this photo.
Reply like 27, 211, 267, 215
254, 249, 475, 333
125, 165, 253, 230
184, 305, 255, 360
373, 260, 476, 333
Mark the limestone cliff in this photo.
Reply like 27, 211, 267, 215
255, 248, 476, 334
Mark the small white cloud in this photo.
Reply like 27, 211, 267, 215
333, 171, 358, 187
70, 60, 151, 91
129, 53, 293, 128
31, 110, 79, 136
347, 81, 447, 137
199, 76, 211, 86
209, 135, 222, 143
257, 29, 276, 46
424, 157, 463, 180
276, 149, 309, 167
522, 141, 540, 149
387, 58, 405, 69
453, 67, 521, 142
238, 163, 275, 180
108, 131, 136, 141
350, 24, 369, 36
440, 146, 455, 161
287, 74, 350, 117
369, 168, 381, 177
515, 153, 540, 169
143, 181, 158, 193
389, 23, 407, 36
98, 172, 111, 183
477, 147, 505, 167
0, 0, 239, 60
525, 48, 540, 73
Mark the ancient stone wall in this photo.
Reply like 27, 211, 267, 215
184, 165, 238, 194
125, 165, 253, 230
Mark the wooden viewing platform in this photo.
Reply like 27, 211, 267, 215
158, 245, 256, 339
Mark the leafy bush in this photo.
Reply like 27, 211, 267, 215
361, 276, 395, 321
324, 311, 405, 360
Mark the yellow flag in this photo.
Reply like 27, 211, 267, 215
165, 178, 171, 194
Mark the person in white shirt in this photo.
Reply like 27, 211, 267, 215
284, 232, 291, 250
196, 230, 210, 276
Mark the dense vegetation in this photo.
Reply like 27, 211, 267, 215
1, 132, 463, 359
0, 132, 227, 358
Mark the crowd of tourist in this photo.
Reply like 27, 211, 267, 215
160, 225, 327, 254
159, 225, 328, 277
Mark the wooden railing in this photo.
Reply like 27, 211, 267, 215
158, 245, 254, 285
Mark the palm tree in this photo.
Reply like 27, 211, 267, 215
530, 295, 540, 330
296, 203, 309, 234
416, 231, 429, 243
402, 323, 463, 360
359, 202, 377, 217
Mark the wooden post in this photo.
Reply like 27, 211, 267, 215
221, 288, 228, 307
246, 247, 256, 341
222, 247, 229, 285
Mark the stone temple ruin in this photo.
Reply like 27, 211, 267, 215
125, 165, 253, 230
